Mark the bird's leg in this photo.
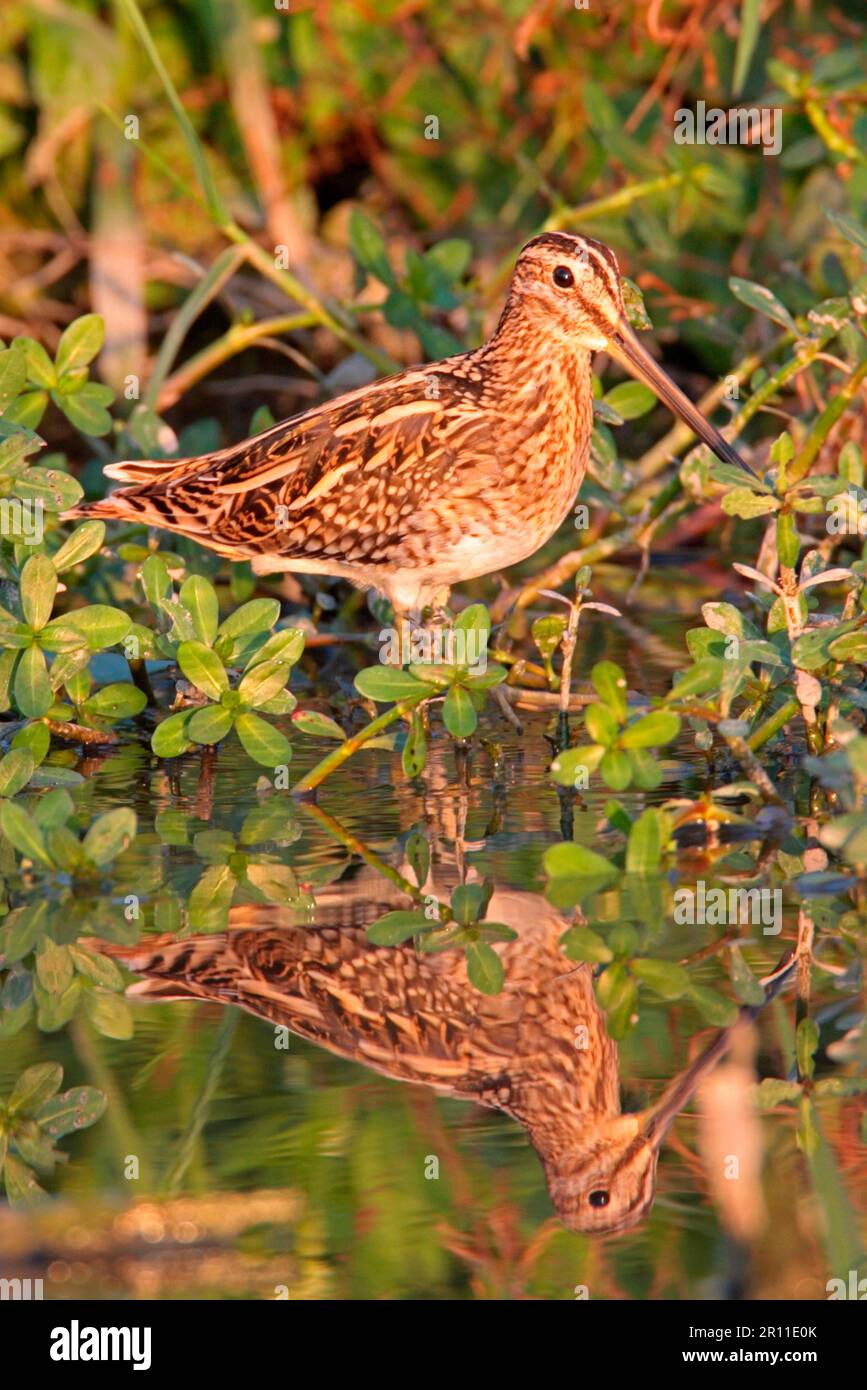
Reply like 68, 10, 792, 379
420, 584, 453, 633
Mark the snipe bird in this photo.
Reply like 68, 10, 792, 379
67, 233, 754, 619
94, 875, 793, 1236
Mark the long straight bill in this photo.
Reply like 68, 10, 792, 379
607, 320, 758, 478
639, 951, 796, 1150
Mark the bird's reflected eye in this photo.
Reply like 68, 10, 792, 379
552, 265, 575, 289
588, 1190, 610, 1208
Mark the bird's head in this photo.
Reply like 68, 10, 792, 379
509, 231, 756, 477
541, 1027, 746, 1236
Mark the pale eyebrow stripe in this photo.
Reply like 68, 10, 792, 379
580, 244, 619, 300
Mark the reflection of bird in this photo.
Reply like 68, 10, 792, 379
97, 874, 792, 1236
66, 234, 752, 620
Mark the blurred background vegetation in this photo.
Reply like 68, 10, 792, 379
0, 0, 866, 1300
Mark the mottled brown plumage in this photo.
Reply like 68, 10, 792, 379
96, 874, 793, 1236
66, 233, 753, 617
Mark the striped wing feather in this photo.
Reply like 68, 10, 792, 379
74, 364, 498, 569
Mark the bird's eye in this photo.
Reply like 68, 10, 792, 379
588, 1190, 610, 1209
552, 265, 575, 289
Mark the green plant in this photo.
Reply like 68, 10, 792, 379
0, 1063, 106, 1205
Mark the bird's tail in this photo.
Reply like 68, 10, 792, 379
61, 456, 212, 535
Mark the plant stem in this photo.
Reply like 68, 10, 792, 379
545, 171, 689, 229
788, 359, 867, 485
163, 1008, 239, 1195
226, 230, 398, 373
300, 802, 448, 919
747, 697, 800, 751
157, 311, 325, 410
291, 695, 427, 794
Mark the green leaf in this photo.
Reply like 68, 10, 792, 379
63, 605, 132, 649
194, 829, 235, 863
243, 627, 305, 669
0, 748, 34, 798
625, 808, 670, 874
599, 747, 632, 789
366, 910, 430, 945
631, 957, 690, 999
0, 345, 27, 414
12, 720, 50, 765
667, 658, 723, 701
216, 598, 281, 647
401, 708, 426, 777
708, 461, 773, 494
729, 277, 797, 332
151, 710, 195, 758
55, 314, 105, 376
256, 689, 298, 716
603, 381, 656, 420
451, 882, 491, 925
595, 963, 638, 1039
18, 336, 56, 389
453, 603, 491, 648
68, 944, 124, 991
828, 211, 867, 253
0, 799, 52, 865
728, 948, 766, 1005
290, 709, 346, 741
140, 554, 172, 608
442, 683, 477, 737
237, 656, 292, 707
722, 487, 780, 518
756, 1078, 804, 1109
0, 901, 49, 963
186, 703, 233, 745
35, 938, 74, 994
559, 925, 614, 963
776, 511, 800, 568
544, 840, 618, 880
349, 210, 396, 288
37, 1086, 106, 1137
549, 743, 606, 786
234, 711, 291, 767
591, 661, 628, 720
0, 645, 17, 710
626, 747, 663, 790
828, 630, 867, 663
354, 666, 435, 702
179, 574, 219, 646
465, 941, 504, 995
188, 862, 236, 931
33, 788, 74, 829
688, 983, 739, 1026
531, 614, 566, 661
20, 554, 58, 632
792, 619, 861, 671
622, 278, 652, 331
4, 390, 48, 431
54, 381, 114, 437
4, 1153, 46, 1205
245, 862, 299, 904
8, 1062, 63, 1117
83, 987, 134, 1040
733, 0, 762, 94
52, 521, 105, 573
82, 807, 137, 867
177, 639, 229, 698
585, 702, 619, 745
621, 708, 681, 748
81, 683, 147, 721
797, 1017, 820, 1081
425, 238, 472, 280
